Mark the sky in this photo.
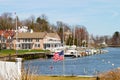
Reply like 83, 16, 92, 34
0, 0, 120, 36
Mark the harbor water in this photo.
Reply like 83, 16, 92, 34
23, 47, 120, 76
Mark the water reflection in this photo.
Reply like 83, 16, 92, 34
24, 47, 120, 76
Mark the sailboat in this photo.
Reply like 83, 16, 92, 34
64, 27, 80, 57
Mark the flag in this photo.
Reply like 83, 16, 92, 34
59, 50, 64, 60
53, 50, 64, 61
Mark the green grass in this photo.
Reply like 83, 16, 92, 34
0, 49, 16, 56
0, 49, 50, 56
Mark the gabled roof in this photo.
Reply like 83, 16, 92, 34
13, 32, 61, 40
14, 32, 47, 39
0, 30, 15, 38
0, 31, 4, 35
46, 33, 60, 39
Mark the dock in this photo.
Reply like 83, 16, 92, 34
46, 54, 75, 58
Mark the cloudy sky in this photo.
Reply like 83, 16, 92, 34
0, 0, 120, 36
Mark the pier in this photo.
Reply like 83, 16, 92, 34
46, 54, 75, 58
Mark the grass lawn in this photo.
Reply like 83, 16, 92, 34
24, 76, 97, 80
0, 49, 49, 56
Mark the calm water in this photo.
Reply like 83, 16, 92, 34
24, 47, 120, 76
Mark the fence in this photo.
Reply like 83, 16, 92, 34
0, 58, 22, 80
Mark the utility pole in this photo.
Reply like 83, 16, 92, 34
1, 33, 3, 50
15, 12, 18, 54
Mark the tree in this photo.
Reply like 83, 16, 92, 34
36, 14, 49, 32
56, 21, 71, 44
112, 31, 120, 45
75, 25, 89, 47
0, 12, 13, 30
66, 35, 73, 45
29, 15, 35, 30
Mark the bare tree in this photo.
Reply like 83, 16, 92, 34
75, 25, 89, 47
0, 12, 13, 30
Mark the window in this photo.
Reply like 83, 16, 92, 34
25, 39, 27, 42
17, 39, 20, 42
28, 39, 30, 42
38, 44, 40, 47
23, 38, 32, 42
19, 44, 20, 47
47, 44, 50, 47
36, 39, 39, 42
35, 44, 37, 47
23, 39, 24, 42
35, 44, 40, 47
28, 39, 32, 42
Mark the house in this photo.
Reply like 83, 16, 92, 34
18, 26, 29, 33
0, 30, 5, 49
12, 32, 62, 50
0, 30, 15, 49
43, 32, 62, 50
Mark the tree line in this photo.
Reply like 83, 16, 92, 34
0, 12, 120, 47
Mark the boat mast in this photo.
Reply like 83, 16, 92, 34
73, 26, 75, 46
62, 25, 65, 76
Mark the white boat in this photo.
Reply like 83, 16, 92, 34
49, 45, 80, 57
64, 45, 80, 57
65, 49, 79, 57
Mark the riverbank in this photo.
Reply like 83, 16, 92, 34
22, 75, 97, 80
39, 76, 97, 80
23, 68, 120, 80
108, 45, 120, 47
0, 48, 108, 61
0, 49, 50, 61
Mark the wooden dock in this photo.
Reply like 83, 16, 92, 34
46, 53, 75, 58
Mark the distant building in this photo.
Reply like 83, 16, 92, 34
0, 30, 15, 49
43, 32, 62, 50
18, 26, 29, 33
12, 32, 61, 50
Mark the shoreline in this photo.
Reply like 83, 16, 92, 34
23, 75, 97, 80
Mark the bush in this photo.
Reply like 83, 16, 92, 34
99, 68, 120, 80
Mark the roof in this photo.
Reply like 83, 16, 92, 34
46, 33, 60, 39
14, 32, 47, 39
0, 31, 4, 35
13, 32, 60, 40
0, 30, 15, 38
